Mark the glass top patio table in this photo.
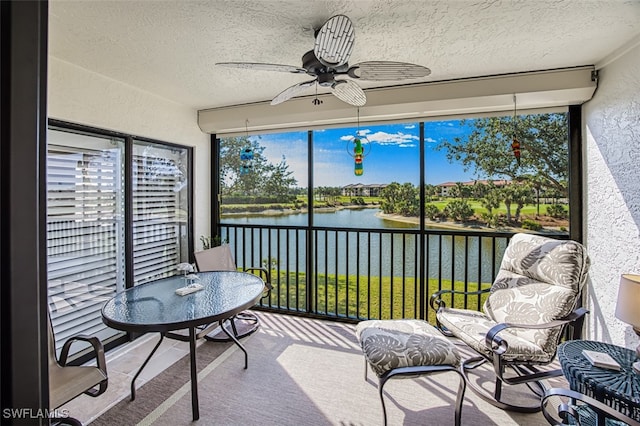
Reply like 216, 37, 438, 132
102, 271, 264, 333
101, 271, 265, 421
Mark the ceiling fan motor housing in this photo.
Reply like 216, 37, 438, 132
302, 50, 349, 87
317, 73, 334, 87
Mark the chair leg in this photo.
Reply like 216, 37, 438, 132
364, 358, 368, 381
378, 376, 390, 426
204, 311, 260, 342
230, 316, 239, 336
494, 376, 503, 401
462, 356, 544, 413
454, 369, 466, 426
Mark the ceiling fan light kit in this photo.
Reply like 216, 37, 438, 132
216, 15, 431, 107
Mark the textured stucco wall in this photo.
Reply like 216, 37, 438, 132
48, 57, 211, 243
583, 44, 640, 348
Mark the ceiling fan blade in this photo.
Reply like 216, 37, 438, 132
314, 15, 355, 68
216, 62, 306, 74
348, 61, 431, 81
331, 80, 366, 107
270, 79, 317, 105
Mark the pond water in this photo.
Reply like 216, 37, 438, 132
222, 208, 506, 283
223, 207, 418, 229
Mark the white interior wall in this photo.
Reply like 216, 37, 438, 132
47, 57, 211, 247
583, 44, 640, 348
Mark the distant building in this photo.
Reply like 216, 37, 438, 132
436, 179, 510, 197
341, 183, 388, 197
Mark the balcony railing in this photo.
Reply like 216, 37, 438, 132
220, 224, 523, 324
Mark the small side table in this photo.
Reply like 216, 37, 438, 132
558, 340, 640, 422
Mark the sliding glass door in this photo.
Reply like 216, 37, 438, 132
47, 128, 126, 353
132, 141, 190, 284
47, 124, 193, 356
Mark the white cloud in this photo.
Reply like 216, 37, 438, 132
366, 131, 419, 146
425, 137, 437, 143
398, 143, 416, 148
404, 124, 416, 129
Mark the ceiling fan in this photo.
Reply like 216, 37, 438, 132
216, 15, 431, 107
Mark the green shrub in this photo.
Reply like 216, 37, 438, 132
522, 219, 542, 231
480, 212, 500, 228
221, 195, 296, 204
443, 200, 474, 222
424, 204, 441, 221
546, 204, 567, 219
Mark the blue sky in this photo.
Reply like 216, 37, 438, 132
254, 119, 478, 188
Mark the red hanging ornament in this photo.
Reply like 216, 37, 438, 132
511, 137, 521, 165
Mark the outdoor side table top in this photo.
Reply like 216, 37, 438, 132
557, 340, 640, 422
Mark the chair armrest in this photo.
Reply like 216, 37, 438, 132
429, 287, 491, 311
542, 387, 640, 426
244, 267, 272, 292
59, 335, 107, 376
485, 307, 589, 352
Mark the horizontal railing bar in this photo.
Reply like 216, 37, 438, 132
221, 221, 520, 239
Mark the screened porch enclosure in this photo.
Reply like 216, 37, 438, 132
215, 112, 575, 323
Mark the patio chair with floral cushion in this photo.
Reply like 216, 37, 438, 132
430, 232, 590, 412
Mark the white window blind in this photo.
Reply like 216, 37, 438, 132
132, 143, 188, 285
47, 136, 125, 353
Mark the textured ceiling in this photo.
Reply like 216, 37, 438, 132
49, 0, 640, 110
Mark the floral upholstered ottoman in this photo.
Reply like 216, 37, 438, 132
355, 319, 466, 426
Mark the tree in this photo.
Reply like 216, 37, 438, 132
424, 184, 438, 202
219, 137, 297, 199
480, 183, 501, 215
472, 181, 489, 199
478, 182, 502, 228
443, 200, 474, 222
380, 182, 419, 216
438, 113, 568, 195
263, 156, 298, 200
425, 204, 441, 221
219, 136, 269, 196
500, 185, 515, 222
519, 173, 545, 215
510, 183, 534, 222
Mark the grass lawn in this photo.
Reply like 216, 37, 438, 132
427, 200, 567, 216
262, 271, 491, 325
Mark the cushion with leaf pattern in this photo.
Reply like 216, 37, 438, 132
356, 319, 460, 377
